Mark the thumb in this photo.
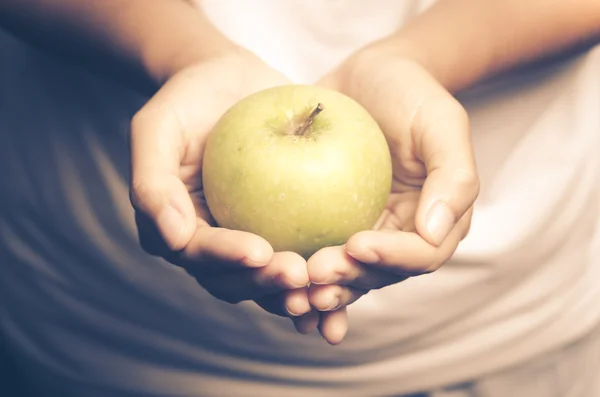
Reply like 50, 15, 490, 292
129, 99, 196, 252
414, 99, 480, 246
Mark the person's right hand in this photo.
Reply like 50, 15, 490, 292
129, 49, 315, 328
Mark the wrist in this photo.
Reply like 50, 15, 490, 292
331, 39, 427, 97
144, 34, 242, 88
140, 5, 245, 88
344, 36, 469, 94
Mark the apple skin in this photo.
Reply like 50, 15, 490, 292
202, 84, 392, 259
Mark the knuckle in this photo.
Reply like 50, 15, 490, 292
129, 178, 161, 212
452, 168, 481, 198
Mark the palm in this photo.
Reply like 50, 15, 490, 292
298, 56, 479, 344
370, 111, 429, 234
376, 183, 421, 234
158, 53, 290, 227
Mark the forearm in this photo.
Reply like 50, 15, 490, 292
0, 0, 238, 94
377, 0, 600, 92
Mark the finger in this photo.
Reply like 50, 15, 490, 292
198, 251, 308, 304
177, 225, 274, 272
129, 97, 196, 251
308, 284, 367, 312
134, 210, 173, 257
318, 308, 348, 345
292, 308, 320, 334
412, 98, 479, 246
284, 287, 312, 317
346, 211, 471, 274
308, 246, 406, 289
255, 287, 311, 317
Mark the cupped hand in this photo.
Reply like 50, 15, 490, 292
302, 51, 480, 344
129, 50, 314, 327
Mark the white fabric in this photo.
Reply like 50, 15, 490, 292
1, 1, 599, 396
429, 320, 600, 397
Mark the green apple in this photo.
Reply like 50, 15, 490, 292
202, 84, 392, 259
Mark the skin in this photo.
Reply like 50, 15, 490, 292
0, 0, 236, 94
1, 1, 599, 346
202, 85, 392, 259
302, 59, 477, 342
300, 0, 600, 344
128, 52, 314, 318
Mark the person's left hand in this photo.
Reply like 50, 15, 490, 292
295, 50, 480, 344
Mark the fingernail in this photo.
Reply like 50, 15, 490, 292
325, 295, 341, 311
287, 307, 302, 317
287, 306, 308, 317
157, 204, 186, 250
346, 248, 380, 264
286, 294, 311, 317
425, 201, 454, 246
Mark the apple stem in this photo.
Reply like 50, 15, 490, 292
295, 103, 324, 136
